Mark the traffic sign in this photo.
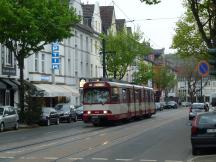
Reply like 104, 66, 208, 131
52, 64, 60, 69
198, 60, 209, 77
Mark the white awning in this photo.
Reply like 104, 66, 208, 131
34, 84, 80, 97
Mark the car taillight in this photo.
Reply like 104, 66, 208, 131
191, 117, 198, 135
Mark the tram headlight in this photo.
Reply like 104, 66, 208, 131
87, 111, 91, 114
103, 110, 108, 114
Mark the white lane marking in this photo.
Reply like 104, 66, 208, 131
46, 131, 57, 134
165, 161, 183, 162
68, 157, 84, 160
116, 159, 133, 161
6, 150, 25, 153
103, 141, 108, 145
0, 156, 14, 159
140, 160, 157, 162
23, 157, 36, 160
44, 157, 58, 160
100, 133, 106, 136
92, 158, 108, 160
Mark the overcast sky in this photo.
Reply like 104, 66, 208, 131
81, 0, 186, 54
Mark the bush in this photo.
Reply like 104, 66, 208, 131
23, 82, 44, 124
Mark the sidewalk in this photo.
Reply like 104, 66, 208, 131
19, 123, 39, 129
190, 155, 216, 162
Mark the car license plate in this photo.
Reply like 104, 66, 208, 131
92, 116, 98, 119
207, 129, 216, 133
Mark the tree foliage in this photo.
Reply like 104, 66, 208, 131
177, 57, 208, 102
153, 66, 176, 95
140, 0, 216, 48
103, 29, 152, 80
0, 0, 80, 118
133, 62, 153, 85
140, 0, 161, 5
172, 6, 208, 59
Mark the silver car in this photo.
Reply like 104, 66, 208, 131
189, 103, 208, 120
0, 106, 19, 132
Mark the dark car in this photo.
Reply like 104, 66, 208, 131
164, 101, 177, 109
191, 112, 216, 155
189, 103, 208, 120
75, 105, 83, 120
40, 107, 60, 126
54, 103, 77, 123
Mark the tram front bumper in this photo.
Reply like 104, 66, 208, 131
83, 115, 112, 123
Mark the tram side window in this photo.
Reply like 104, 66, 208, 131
111, 87, 120, 103
122, 89, 127, 103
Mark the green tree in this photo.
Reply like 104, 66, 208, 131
153, 66, 176, 97
140, 0, 216, 48
132, 62, 153, 85
177, 57, 209, 102
0, 0, 80, 120
172, 7, 208, 59
103, 29, 152, 80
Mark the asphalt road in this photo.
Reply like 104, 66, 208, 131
0, 108, 215, 162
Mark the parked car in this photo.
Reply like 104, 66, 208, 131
160, 102, 166, 109
191, 112, 216, 155
182, 102, 191, 107
75, 105, 83, 120
189, 103, 208, 120
164, 101, 177, 109
54, 103, 77, 123
0, 106, 19, 132
40, 107, 60, 126
155, 102, 163, 111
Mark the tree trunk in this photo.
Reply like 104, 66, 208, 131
18, 56, 25, 122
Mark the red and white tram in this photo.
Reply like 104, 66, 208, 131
82, 80, 156, 125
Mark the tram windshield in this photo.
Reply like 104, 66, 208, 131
84, 88, 110, 104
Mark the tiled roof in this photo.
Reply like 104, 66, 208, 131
82, 4, 95, 27
116, 19, 125, 32
100, 6, 114, 33
82, 4, 95, 18
127, 27, 132, 34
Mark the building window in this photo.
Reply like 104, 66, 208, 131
91, 64, 93, 77
68, 58, 71, 76
41, 54, 45, 73
90, 39, 93, 53
35, 53, 39, 72
75, 46, 78, 72
80, 34, 83, 50
86, 37, 89, 52
6, 50, 13, 66
95, 65, 98, 78
2, 45, 13, 66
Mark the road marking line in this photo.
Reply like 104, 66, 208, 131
165, 160, 183, 162
116, 159, 133, 161
102, 141, 108, 145
68, 158, 84, 160
0, 156, 14, 159
100, 133, 105, 136
92, 158, 108, 160
44, 157, 58, 160
24, 157, 36, 160
140, 160, 157, 162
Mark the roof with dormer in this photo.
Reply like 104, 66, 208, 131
116, 19, 125, 32
100, 6, 115, 34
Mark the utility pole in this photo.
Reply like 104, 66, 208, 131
102, 38, 106, 78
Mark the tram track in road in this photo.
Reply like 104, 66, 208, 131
0, 109, 187, 162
